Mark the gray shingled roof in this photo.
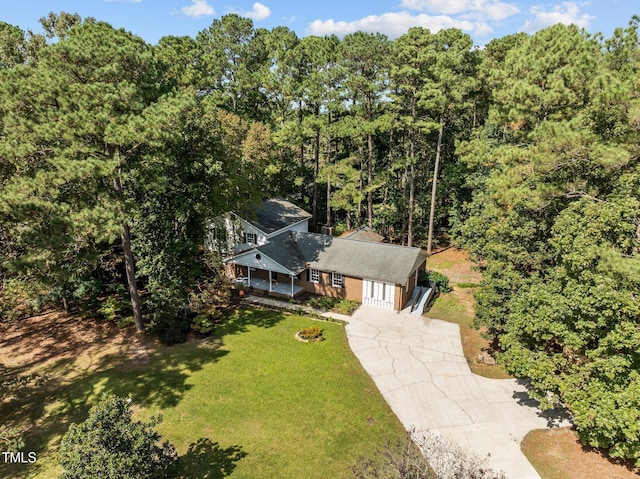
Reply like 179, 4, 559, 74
255, 231, 426, 285
340, 227, 385, 243
244, 198, 312, 235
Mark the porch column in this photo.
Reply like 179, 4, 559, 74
269, 270, 273, 291
248, 267, 251, 287
290, 275, 294, 297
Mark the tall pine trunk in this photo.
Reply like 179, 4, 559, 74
367, 131, 373, 229
407, 97, 417, 247
326, 112, 333, 227
312, 126, 320, 223
427, 121, 444, 255
113, 148, 144, 332
120, 219, 144, 332
366, 96, 374, 229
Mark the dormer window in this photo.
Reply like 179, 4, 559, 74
246, 232, 257, 244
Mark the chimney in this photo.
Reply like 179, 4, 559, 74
321, 225, 334, 236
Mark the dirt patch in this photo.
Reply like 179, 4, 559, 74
428, 247, 482, 285
522, 428, 640, 479
0, 310, 157, 375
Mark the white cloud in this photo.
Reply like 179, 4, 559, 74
400, 0, 519, 21
181, 0, 215, 17
306, 11, 487, 39
244, 2, 271, 21
522, 2, 593, 33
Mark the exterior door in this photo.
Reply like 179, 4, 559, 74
362, 279, 395, 310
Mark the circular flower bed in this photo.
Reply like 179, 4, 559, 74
295, 326, 324, 342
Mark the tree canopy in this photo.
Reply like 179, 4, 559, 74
1, 10, 639, 464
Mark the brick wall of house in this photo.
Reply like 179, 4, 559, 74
297, 271, 363, 302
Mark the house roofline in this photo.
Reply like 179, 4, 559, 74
225, 248, 299, 277
265, 216, 311, 238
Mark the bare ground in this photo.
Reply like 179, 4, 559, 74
522, 428, 640, 479
0, 310, 156, 374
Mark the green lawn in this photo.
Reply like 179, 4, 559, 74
3, 308, 405, 479
427, 292, 511, 379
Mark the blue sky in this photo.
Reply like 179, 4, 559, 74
2, 1, 637, 45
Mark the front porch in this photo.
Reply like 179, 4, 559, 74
232, 274, 304, 298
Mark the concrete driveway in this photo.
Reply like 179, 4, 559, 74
346, 305, 571, 479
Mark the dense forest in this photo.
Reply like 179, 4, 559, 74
0, 12, 639, 465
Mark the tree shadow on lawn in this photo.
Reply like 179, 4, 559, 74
215, 306, 290, 337
1, 306, 288, 478
172, 438, 248, 479
1, 340, 229, 479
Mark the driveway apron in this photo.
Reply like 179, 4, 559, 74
346, 305, 570, 479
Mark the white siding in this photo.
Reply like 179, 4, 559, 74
240, 220, 268, 246
266, 218, 309, 238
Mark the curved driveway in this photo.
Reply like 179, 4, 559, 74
346, 305, 570, 479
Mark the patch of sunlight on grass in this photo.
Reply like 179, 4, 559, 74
4, 308, 405, 479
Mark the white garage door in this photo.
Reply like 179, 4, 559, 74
362, 279, 395, 310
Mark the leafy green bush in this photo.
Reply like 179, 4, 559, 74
429, 271, 451, 292
97, 295, 129, 323
58, 394, 177, 479
420, 271, 451, 293
306, 296, 360, 315
187, 281, 231, 335
147, 287, 191, 345
333, 299, 360, 315
0, 278, 45, 321
306, 296, 336, 310
191, 311, 221, 335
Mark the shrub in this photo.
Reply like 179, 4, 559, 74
306, 296, 360, 315
0, 278, 46, 321
97, 295, 128, 323
306, 296, 338, 310
334, 299, 360, 315
58, 394, 177, 479
147, 287, 191, 345
191, 311, 221, 335
353, 428, 506, 479
188, 280, 231, 335
420, 271, 451, 293
298, 326, 323, 341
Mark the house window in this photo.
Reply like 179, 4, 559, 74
331, 272, 344, 288
309, 269, 321, 283
246, 232, 257, 244
271, 271, 278, 282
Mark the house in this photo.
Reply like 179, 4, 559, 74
206, 197, 312, 255
214, 198, 427, 311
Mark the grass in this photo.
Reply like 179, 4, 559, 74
426, 292, 510, 379
1, 308, 405, 479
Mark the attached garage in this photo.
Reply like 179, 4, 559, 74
362, 279, 395, 310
